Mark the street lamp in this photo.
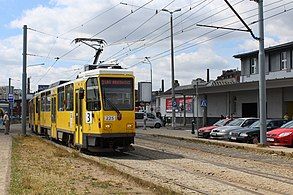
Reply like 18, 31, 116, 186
27, 63, 45, 67
143, 57, 152, 110
162, 8, 181, 129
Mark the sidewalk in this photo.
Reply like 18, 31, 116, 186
137, 126, 293, 158
0, 130, 12, 195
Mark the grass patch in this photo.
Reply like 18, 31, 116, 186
9, 135, 159, 195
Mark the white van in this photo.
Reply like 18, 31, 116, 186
135, 112, 163, 128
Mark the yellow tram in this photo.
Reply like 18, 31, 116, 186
29, 66, 135, 152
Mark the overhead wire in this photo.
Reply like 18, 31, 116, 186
33, 0, 156, 84
151, 4, 293, 62
109, 0, 177, 46
125, 1, 293, 68
114, 0, 245, 61
103, 0, 213, 62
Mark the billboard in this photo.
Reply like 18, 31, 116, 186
138, 82, 151, 102
166, 97, 193, 113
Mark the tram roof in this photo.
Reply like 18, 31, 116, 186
33, 68, 133, 97
77, 68, 133, 78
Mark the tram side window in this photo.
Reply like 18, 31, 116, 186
86, 78, 101, 111
41, 93, 46, 111
65, 84, 74, 111
46, 91, 51, 111
58, 87, 65, 111
36, 98, 40, 114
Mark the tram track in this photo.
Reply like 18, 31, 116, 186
32, 131, 293, 194
136, 134, 293, 169
135, 136, 293, 185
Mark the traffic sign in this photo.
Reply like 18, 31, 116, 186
200, 99, 207, 107
172, 101, 177, 107
8, 94, 14, 103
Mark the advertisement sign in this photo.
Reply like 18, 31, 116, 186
166, 97, 193, 113
138, 82, 151, 102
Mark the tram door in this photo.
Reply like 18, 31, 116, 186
51, 96, 57, 138
75, 89, 84, 146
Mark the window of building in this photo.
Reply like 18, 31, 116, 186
65, 84, 74, 111
58, 87, 65, 111
281, 51, 287, 70
86, 78, 101, 111
250, 58, 257, 74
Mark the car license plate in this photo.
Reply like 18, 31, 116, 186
231, 137, 237, 140
267, 138, 274, 142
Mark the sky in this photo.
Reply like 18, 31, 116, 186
1, 0, 293, 92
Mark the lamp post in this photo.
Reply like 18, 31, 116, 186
144, 57, 152, 110
162, 8, 181, 129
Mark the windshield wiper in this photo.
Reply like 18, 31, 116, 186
103, 90, 122, 120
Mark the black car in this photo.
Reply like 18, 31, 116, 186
228, 119, 288, 144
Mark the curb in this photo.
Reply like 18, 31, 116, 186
139, 132, 293, 158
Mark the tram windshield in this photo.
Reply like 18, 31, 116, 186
100, 77, 134, 111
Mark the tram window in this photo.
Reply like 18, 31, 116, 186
58, 87, 65, 111
46, 91, 51, 111
100, 78, 134, 111
36, 98, 40, 114
65, 84, 74, 111
41, 93, 46, 111
86, 78, 101, 111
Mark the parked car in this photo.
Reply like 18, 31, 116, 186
210, 118, 258, 140
266, 120, 293, 147
198, 118, 232, 138
135, 112, 163, 128
228, 119, 288, 144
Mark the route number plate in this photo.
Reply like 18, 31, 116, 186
105, 115, 116, 121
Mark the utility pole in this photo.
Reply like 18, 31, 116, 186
22, 25, 27, 136
197, 0, 267, 144
196, 81, 199, 131
8, 78, 11, 116
145, 57, 153, 110
257, 0, 267, 145
162, 8, 181, 129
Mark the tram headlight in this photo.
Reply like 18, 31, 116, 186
104, 123, 112, 130
126, 123, 134, 130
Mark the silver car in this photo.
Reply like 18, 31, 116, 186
135, 112, 163, 128
210, 118, 258, 140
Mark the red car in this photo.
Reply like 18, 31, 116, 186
198, 119, 232, 138
266, 121, 293, 147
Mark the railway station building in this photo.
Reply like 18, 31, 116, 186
156, 41, 293, 126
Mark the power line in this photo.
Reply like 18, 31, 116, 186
109, 0, 177, 46
121, 0, 291, 63
114, 0, 245, 61
59, 3, 120, 36
103, 0, 211, 62
32, 1, 155, 85
91, 0, 155, 38
125, 3, 293, 68
151, 4, 293, 61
